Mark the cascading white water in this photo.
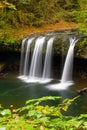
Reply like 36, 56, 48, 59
46, 37, 79, 90
19, 32, 83, 87
42, 37, 54, 79
61, 37, 79, 83
19, 38, 27, 75
19, 35, 54, 83
29, 36, 45, 78
23, 37, 35, 76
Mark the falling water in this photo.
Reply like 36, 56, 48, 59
61, 37, 79, 83
29, 36, 45, 78
42, 37, 54, 79
46, 37, 79, 90
19, 31, 83, 88
19, 38, 27, 75
23, 37, 35, 76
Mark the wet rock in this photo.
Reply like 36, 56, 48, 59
0, 73, 8, 79
0, 63, 6, 72
77, 88, 87, 94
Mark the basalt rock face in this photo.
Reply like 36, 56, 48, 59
0, 51, 20, 72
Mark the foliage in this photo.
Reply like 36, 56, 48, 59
0, 0, 80, 28
0, 0, 16, 10
77, 0, 87, 34
0, 0, 87, 51
0, 96, 87, 130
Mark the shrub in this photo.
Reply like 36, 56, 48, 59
0, 96, 87, 130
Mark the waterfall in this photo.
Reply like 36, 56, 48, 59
61, 37, 79, 83
19, 31, 83, 89
29, 36, 45, 78
46, 37, 80, 90
19, 38, 27, 75
19, 35, 54, 83
23, 37, 35, 76
42, 37, 54, 79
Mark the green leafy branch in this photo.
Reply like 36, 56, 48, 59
0, 96, 87, 130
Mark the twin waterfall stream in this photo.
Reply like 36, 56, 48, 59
19, 32, 82, 90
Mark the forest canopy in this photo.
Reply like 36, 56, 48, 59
0, 0, 86, 28
0, 0, 87, 51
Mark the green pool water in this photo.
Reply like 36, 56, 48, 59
0, 71, 87, 116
